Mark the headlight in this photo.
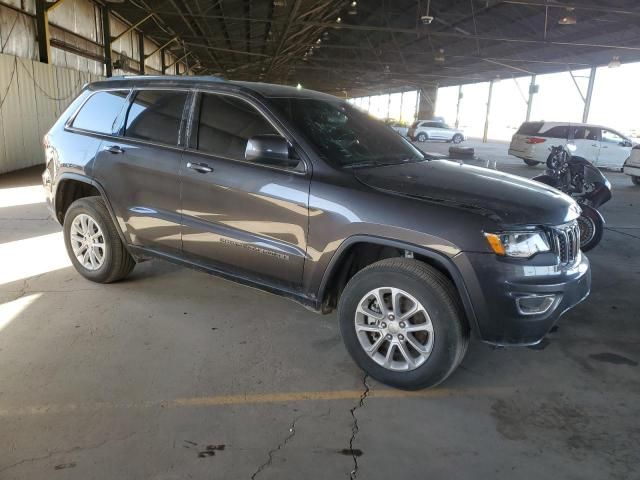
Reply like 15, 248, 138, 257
484, 230, 550, 258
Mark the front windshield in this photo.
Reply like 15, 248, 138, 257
270, 97, 424, 168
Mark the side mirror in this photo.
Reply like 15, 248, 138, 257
245, 135, 300, 169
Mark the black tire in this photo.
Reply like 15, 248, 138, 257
632, 176, 640, 186
577, 205, 604, 252
417, 132, 428, 142
63, 196, 135, 283
452, 134, 464, 144
523, 159, 540, 166
338, 258, 469, 390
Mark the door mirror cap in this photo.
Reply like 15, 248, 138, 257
245, 135, 299, 168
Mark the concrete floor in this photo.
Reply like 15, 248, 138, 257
1, 143, 639, 479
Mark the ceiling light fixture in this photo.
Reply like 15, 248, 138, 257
336, 16, 342, 24
434, 48, 445, 63
558, 8, 577, 25
273, 0, 286, 7
348, 1, 357, 15
421, 0, 433, 25
608, 55, 621, 68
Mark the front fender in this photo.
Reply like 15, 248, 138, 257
315, 235, 482, 339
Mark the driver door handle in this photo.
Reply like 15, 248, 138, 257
187, 161, 213, 173
106, 145, 124, 154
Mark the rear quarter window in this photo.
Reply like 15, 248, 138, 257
71, 90, 129, 134
516, 122, 544, 135
541, 125, 570, 139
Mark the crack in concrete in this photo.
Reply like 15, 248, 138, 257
250, 416, 300, 480
348, 374, 370, 479
0, 432, 136, 474
605, 227, 640, 241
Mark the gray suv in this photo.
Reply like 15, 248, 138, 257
42, 76, 590, 389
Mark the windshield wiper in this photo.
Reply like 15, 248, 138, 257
342, 157, 422, 169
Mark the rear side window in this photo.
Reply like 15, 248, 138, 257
516, 122, 543, 135
196, 93, 278, 161
124, 90, 188, 146
72, 90, 128, 134
542, 126, 570, 139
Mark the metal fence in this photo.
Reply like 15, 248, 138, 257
0, 52, 103, 174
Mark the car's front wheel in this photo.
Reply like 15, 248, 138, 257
452, 134, 464, 144
338, 258, 469, 390
63, 196, 136, 283
416, 132, 428, 142
631, 175, 640, 186
523, 159, 540, 166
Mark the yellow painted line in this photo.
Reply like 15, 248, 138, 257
0, 387, 509, 417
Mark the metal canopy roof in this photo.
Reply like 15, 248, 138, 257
107, 0, 640, 95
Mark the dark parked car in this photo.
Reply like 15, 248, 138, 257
42, 76, 591, 389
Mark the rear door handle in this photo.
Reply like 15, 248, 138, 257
187, 161, 213, 173
106, 145, 124, 154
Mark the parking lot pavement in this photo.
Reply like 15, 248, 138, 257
1, 150, 639, 479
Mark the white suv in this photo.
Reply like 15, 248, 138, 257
408, 120, 465, 144
623, 145, 640, 185
509, 121, 633, 170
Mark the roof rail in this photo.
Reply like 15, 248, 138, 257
107, 75, 225, 82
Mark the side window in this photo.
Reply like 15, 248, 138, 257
196, 93, 278, 161
124, 90, 188, 146
573, 127, 599, 141
542, 126, 569, 139
601, 129, 624, 145
72, 90, 129, 134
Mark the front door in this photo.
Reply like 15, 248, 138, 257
570, 126, 601, 165
598, 128, 632, 169
180, 91, 310, 291
92, 88, 190, 254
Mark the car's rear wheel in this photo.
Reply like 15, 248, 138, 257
631, 175, 640, 186
63, 196, 135, 283
452, 134, 464, 144
338, 258, 469, 390
417, 132, 428, 142
523, 159, 540, 166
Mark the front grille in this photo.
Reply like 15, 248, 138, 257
550, 221, 580, 265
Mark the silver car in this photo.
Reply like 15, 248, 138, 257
408, 120, 465, 143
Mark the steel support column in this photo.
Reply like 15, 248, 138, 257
102, 5, 112, 77
138, 33, 145, 75
526, 75, 536, 121
483, 80, 495, 143
455, 85, 463, 129
35, 0, 50, 64
582, 67, 597, 123
161, 48, 167, 75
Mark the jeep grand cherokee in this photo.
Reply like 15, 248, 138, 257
42, 76, 591, 389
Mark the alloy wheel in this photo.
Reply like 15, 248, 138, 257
354, 287, 434, 371
69, 213, 107, 271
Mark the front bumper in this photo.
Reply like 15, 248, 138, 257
453, 251, 591, 346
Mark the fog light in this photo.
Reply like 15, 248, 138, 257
515, 294, 556, 315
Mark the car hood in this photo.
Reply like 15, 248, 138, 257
354, 159, 580, 226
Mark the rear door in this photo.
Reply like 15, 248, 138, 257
180, 91, 310, 291
598, 128, 632, 169
92, 88, 190, 255
571, 126, 601, 165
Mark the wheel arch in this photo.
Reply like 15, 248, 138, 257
316, 235, 481, 337
54, 173, 131, 252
